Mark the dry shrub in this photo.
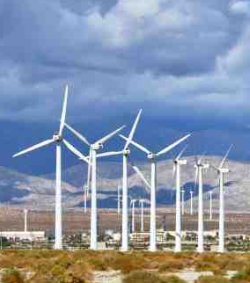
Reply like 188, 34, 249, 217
111, 253, 144, 273
195, 275, 230, 283
162, 275, 187, 283
231, 266, 250, 283
158, 260, 185, 272
1, 268, 24, 283
123, 270, 165, 283
123, 271, 187, 283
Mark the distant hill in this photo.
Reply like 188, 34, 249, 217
0, 156, 249, 212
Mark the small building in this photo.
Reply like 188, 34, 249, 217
0, 231, 46, 241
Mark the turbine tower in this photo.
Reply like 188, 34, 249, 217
211, 145, 232, 253
194, 157, 209, 253
209, 191, 213, 220
65, 123, 125, 250
84, 184, 88, 213
13, 85, 90, 249
139, 199, 146, 232
24, 209, 28, 232
90, 110, 142, 251
173, 148, 187, 253
130, 199, 137, 233
117, 184, 121, 215
181, 189, 185, 216
125, 134, 191, 252
190, 190, 193, 215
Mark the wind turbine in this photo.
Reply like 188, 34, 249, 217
181, 189, 185, 216
90, 110, 142, 251
190, 190, 193, 215
84, 184, 88, 213
64, 123, 125, 250
13, 85, 90, 249
117, 184, 121, 215
125, 133, 191, 252
24, 209, 28, 232
211, 145, 232, 253
130, 199, 137, 233
173, 148, 187, 252
139, 199, 147, 232
194, 156, 209, 253
209, 191, 213, 220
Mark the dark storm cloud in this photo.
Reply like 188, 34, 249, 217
0, 0, 250, 123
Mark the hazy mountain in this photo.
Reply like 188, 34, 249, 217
0, 156, 249, 212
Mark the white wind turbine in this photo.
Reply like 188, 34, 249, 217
181, 189, 185, 216
13, 85, 90, 249
90, 110, 142, 251
209, 191, 213, 220
84, 184, 88, 213
125, 134, 191, 252
24, 209, 28, 232
139, 199, 147, 232
172, 148, 187, 253
64, 123, 125, 250
194, 156, 209, 253
130, 199, 137, 233
190, 190, 193, 215
211, 145, 232, 253
117, 184, 121, 215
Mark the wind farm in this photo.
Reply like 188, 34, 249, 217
1, 87, 249, 283
2, 0, 250, 282
5, 85, 238, 255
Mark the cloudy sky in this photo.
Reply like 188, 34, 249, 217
2, 0, 250, 174
1, 0, 250, 125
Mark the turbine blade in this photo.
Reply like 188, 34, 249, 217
156, 134, 191, 157
59, 84, 69, 136
172, 163, 176, 177
198, 151, 207, 164
87, 149, 92, 191
65, 123, 90, 146
176, 145, 188, 161
210, 164, 219, 172
124, 109, 142, 150
194, 167, 198, 188
219, 144, 233, 169
63, 139, 90, 164
96, 151, 123, 158
132, 165, 151, 191
120, 135, 150, 154
13, 138, 55, 158
96, 125, 125, 145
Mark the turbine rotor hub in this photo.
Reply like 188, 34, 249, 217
92, 143, 103, 150
148, 153, 156, 160
123, 149, 130, 156
53, 134, 63, 142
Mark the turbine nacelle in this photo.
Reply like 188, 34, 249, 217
194, 163, 209, 169
174, 159, 187, 165
219, 168, 229, 174
92, 143, 103, 150
147, 152, 156, 160
123, 149, 130, 156
53, 133, 63, 142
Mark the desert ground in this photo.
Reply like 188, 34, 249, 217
0, 207, 250, 235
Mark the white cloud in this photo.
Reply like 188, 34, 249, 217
0, 0, 249, 122
230, 0, 250, 15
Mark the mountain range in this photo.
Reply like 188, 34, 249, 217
0, 156, 249, 212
